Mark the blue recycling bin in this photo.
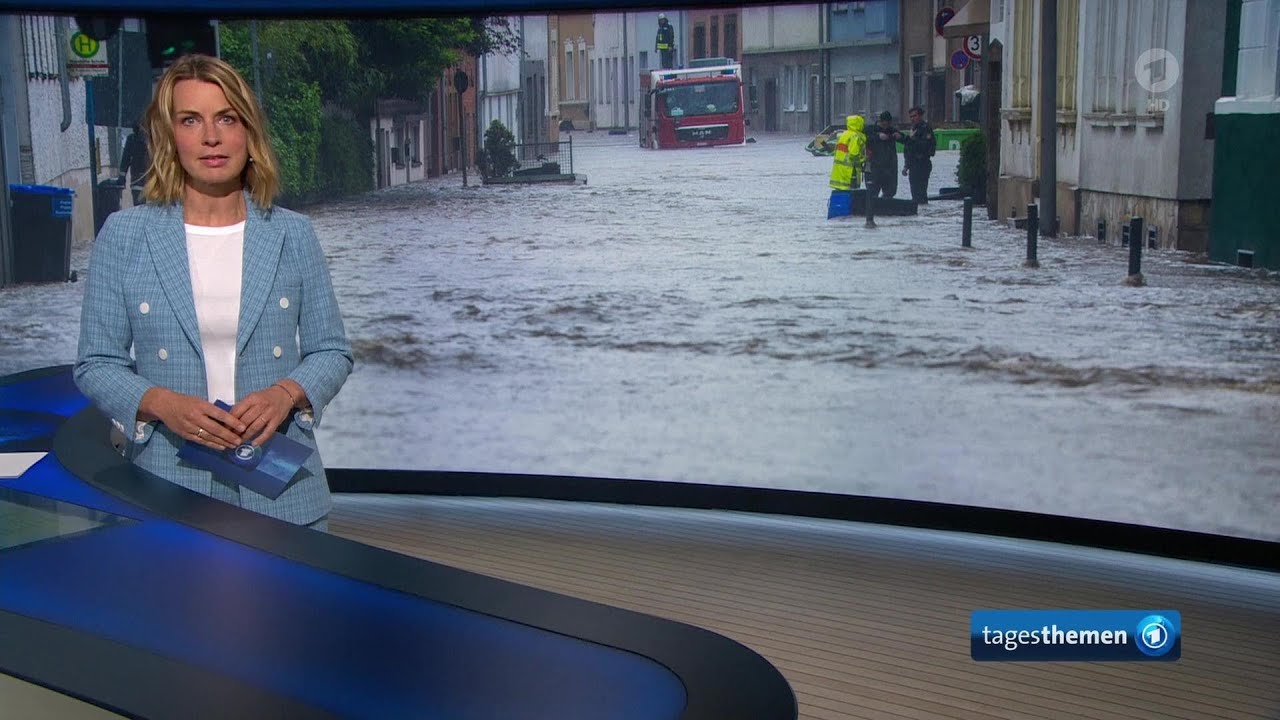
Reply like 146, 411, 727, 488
9, 184, 75, 283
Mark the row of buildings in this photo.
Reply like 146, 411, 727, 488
470, 5, 984, 145
417, 0, 1280, 269
1, 1, 1278, 276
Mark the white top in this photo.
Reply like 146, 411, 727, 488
185, 221, 245, 405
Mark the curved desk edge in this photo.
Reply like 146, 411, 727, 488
47, 405, 798, 720
323, 470, 1280, 574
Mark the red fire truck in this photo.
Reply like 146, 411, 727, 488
639, 59, 746, 149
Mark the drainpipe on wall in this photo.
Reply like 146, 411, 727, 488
476, 56, 482, 172
623, 12, 630, 132
820, 4, 827, 125
57, 18, 71, 133
0, 61, 12, 287
374, 100, 382, 188
1038, 0, 1058, 237
516, 16, 522, 141
680, 10, 687, 68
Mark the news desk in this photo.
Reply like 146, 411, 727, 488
0, 367, 796, 720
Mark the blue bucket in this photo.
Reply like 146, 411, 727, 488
827, 190, 851, 219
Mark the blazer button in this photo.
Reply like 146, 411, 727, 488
273, 346, 283, 358
158, 348, 168, 360
280, 297, 290, 309
139, 302, 150, 314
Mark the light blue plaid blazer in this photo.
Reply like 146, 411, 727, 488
74, 195, 354, 525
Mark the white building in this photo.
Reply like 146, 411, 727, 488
479, 16, 523, 143
999, 0, 1225, 249
589, 12, 643, 131
2, 15, 131, 249
369, 98, 428, 189
520, 16, 552, 146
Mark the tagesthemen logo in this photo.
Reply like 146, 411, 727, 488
1135, 614, 1177, 657
971, 610, 1181, 662
1135, 48, 1181, 94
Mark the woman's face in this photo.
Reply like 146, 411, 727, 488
172, 79, 249, 194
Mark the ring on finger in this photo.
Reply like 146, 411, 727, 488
196, 427, 207, 439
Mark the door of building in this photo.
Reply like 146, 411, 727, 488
764, 79, 778, 132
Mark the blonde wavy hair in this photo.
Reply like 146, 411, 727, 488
141, 54, 280, 209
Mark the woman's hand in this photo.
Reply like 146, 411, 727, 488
230, 385, 296, 447
140, 387, 246, 451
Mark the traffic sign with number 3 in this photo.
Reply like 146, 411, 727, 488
964, 35, 983, 60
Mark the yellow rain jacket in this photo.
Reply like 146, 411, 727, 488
828, 115, 866, 191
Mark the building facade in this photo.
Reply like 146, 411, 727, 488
684, 8, 743, 64
828, 0, 903, 126
519, 15, 553, 146
742, 5, 822, 134
999, 0, 1225, 247
590, 12, 642, 131
904, 0, 991, 124
479, 17, 524, 144
1210, 0, 1280, 268
2, 15, 130, 253
555, 14, 594, 129
371, 56, 478, 189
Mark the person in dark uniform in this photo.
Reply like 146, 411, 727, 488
119, 121, 151, 206
896, 106, 935, 204
656, 14, 676, 70
864, 110, 899, 199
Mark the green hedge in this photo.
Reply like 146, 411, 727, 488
270, 82, 323, 204
956, 132, 987, 203
316, 111, 374, 199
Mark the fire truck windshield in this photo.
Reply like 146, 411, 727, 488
658, 81, 740, 118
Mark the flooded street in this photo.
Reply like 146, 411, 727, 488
3, 132, 1278, 539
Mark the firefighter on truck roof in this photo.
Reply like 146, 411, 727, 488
656, 14, 676, 70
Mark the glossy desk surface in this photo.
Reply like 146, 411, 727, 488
0, 367, 796, 720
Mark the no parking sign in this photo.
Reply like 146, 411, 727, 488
950, 50, 970, 71
935, 7, 955, 37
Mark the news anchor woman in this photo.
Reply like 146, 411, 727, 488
75, 54, 353, 530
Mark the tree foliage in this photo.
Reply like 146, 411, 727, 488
460, 16, 521, 58
217, 16, 511, 201
349, 19, 473, 106
480, 119, 518, 179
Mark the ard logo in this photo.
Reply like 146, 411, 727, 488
1135, 48, 1180, 94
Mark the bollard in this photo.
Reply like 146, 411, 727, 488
1097, 219, 1107, 244
962, 197, 973, 247
1025, 203, 1039, 268
865, 187, 877, 228
1125, 216, 1145, 286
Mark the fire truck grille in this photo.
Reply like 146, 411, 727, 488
676, 124, 729, 143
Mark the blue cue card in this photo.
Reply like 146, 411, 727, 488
177, 400, 313, 500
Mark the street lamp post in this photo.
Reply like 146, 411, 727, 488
455, 69, 470, 187
1039, 0, 1058, 237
